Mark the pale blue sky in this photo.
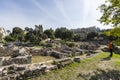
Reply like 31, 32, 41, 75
0, 0, 111, 30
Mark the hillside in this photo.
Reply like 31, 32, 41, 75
30, 52, 120, 80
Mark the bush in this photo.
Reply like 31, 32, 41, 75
66, 42, 76, 47
114, 38, 120, 46
40, 42, 46, 46
60, 40, 66, 45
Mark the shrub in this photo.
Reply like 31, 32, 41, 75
66, 42, 76, 47
114, 38, 120, 46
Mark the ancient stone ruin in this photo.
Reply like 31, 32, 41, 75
0, 46, 74, 80
0, 48, 32, 66
0, 48, 33, 79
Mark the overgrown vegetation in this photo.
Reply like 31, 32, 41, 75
99, 0, 120, 45
65, 42, 76, 47
99, 0, 120, 27
103, 27, 120, 46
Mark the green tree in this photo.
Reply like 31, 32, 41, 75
8, 27, 24, 42
87, 32, 98, 40
24, 27, 34, 42
104, 27, 120, 41
73, 34, 81, 42
12, 27, 24, 35
55, 27, 73, 40
55, 27, 66, 38
44, 28, 55, 39
63, 30, 73, 40
99, 0, 120, 26
4, 35, 15, 42
24, 25, 47, 45
34, 25, 43, 34
103, 27, 120, 45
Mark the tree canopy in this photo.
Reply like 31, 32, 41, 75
99, 0, 120, 27
104, 27, 120, 38
44, 28, 55, 39
55, 27, 73, 40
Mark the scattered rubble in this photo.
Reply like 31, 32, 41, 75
101, 47, 109, 52
114, 46, 120, 54
79, 42, 99, 50
0, 41, 102, 79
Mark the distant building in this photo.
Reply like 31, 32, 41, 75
79, 31, 87, 40
71, 26, 100, 40
80, 26, 100, 33
71, 28, 81, 33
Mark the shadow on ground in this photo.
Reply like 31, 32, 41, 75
101, 56, 111, 61
78, 69, 120, 80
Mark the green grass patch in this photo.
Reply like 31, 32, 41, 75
30, 52, 120, 80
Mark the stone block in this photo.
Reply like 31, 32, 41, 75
73, 57, 80, 62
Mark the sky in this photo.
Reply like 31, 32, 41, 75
0, 0, 112, 31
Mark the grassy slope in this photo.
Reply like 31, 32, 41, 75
31, 53, 120, 80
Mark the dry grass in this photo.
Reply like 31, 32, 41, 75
32, 56, 56, 63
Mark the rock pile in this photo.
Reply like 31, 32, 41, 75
0, 48, 32, 66
101, 47, 109, 52
0, 47, 11, 57
0, 63, 47, 80
79, 42, 98, 50
114, 46, 120, 54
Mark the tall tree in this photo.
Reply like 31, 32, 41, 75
44, 28, 55, 39
11, 27, 24, 41
99, 0, 120, 26
55, 27, 65, 38
55, 27, 73, 40
87, 32, 98, 40
34, 25, 43, 34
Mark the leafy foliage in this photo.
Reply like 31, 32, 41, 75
5, 26, 74, 45
55, 27, 73, 40
104, 27, 120, 38
99, 0, 120, 26
5, 25, 47, 45
73, 34, 81, 42
66, 42, 76, 47
44, 28, 55, 39
10, 27, 24, 41
87, 32, 98, 40
103, 27, 120, 45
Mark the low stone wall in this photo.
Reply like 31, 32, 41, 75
0, 57, 73, 80
52, 58, 73, 68
0, 55, 32, 66
0, 47, 11, 57
0, 63, 47, 80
